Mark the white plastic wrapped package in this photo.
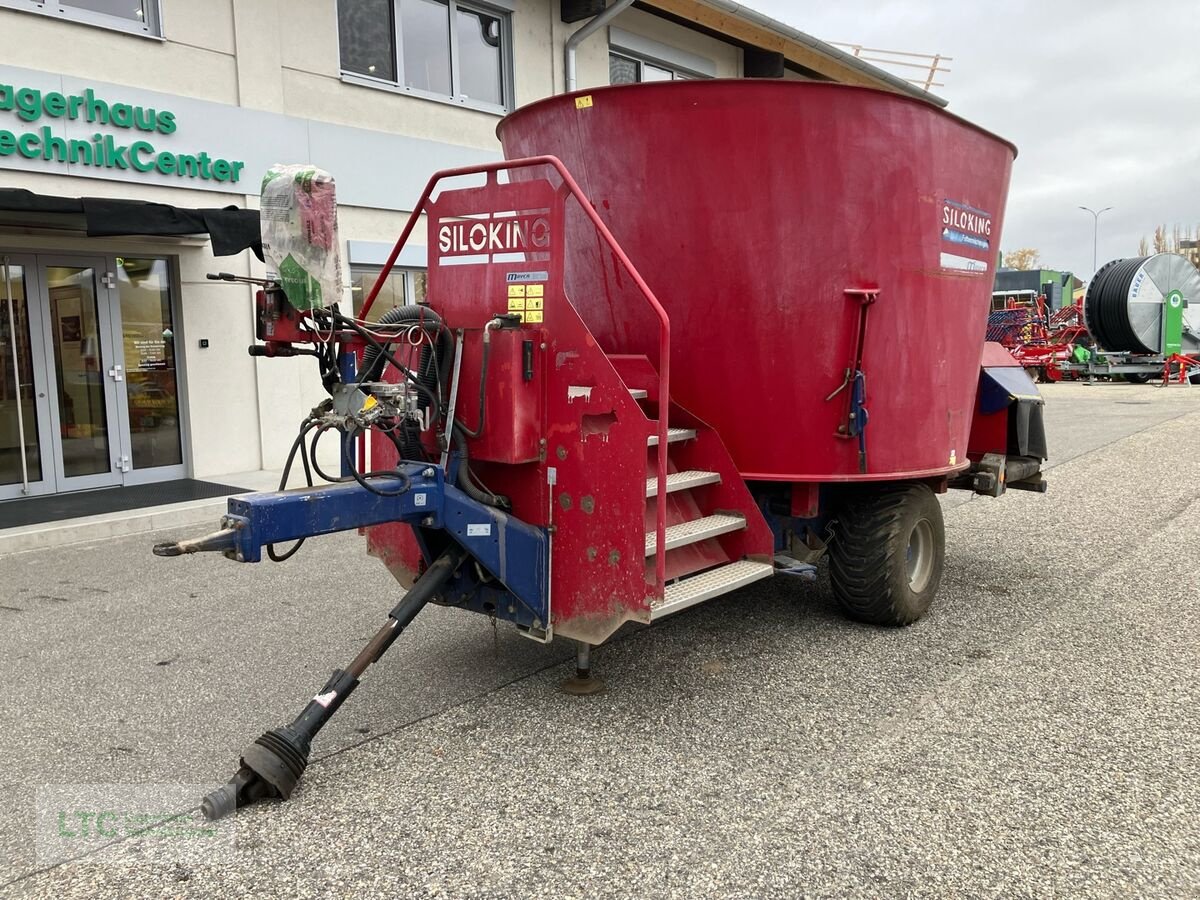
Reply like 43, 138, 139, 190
260, 164, 342, 311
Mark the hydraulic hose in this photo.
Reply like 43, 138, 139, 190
358, 305, 450, 399
452, 425, 509, 510
344, 307, 505, 508
356, 305, 451, 460
455, 318, 500, 439
341, 428, 412, 497
267, 419, 318, 562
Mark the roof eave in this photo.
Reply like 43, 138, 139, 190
696, 0, 949, 107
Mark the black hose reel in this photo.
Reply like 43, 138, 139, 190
1085, 253, 1200, 354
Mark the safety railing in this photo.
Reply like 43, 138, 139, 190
361, 156, 673, 601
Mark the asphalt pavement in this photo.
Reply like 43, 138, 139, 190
2, 381, 1198, 898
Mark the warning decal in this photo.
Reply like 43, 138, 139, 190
504, 283, 544, 323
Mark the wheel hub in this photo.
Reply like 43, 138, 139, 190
906, 518, 935, 594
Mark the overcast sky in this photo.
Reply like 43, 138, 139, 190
747, 1, 1200, 279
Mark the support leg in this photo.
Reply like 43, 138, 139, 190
560, 641, 606, 696
200, 545, 466, 819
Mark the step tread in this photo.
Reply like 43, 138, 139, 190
647, 428, 697, 447
651, 560, 775, 619
645, 470, 720, 497
645, 513, 746, 556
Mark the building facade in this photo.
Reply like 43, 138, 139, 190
993, 269, 1081, 311
0, 0, 918, 502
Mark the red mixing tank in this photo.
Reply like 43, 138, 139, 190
497, 81, 1017, 482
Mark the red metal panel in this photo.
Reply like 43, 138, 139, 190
967, 408, 1009, 461
790, 483, 820, 519
497, 81, 1016, 483
968, 343, 1034, 460
458, 329, 543, 465
981, 341, 1021, 368
544, 332, 653, 639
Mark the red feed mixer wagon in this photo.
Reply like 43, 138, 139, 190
156, 81, 1047, 818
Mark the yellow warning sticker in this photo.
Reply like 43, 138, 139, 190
508, 285, 526, 298
526, 311, 544, 324
526, 298, 543, 311
527, 285, 544, 298
362, 395, 378, 411
508, 298, 526, 312
575, 95, 594, 110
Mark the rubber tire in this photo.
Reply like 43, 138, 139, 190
1124, 372, 1153, 384
828, 483, 945, 627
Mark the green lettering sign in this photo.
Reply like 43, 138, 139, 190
0, 82, 245, 183
16, 132, 39, 159
130, 140, 155, 173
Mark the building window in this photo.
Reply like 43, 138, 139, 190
350, 266, 428, 324
608, 27, 717, 85
609, 52, 700, 84
0, 0, 162, 36
338, 0, 512, 112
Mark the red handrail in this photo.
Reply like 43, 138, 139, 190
362, 156, 672, 602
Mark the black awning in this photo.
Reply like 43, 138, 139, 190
0, 188, 263, 260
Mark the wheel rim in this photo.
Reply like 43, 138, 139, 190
906, 519, 935, 594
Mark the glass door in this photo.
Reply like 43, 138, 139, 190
0, 256, 56, 501
109, 257, 185, 484
0, 252, 187, 501
38, 257, 124, 492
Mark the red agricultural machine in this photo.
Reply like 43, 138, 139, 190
155, 81, 1047, 818
987, 294, 1089, 382
990, 256, 1200, 384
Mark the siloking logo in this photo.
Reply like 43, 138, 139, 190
941, 198, 992, 252
438, 214, 551, 258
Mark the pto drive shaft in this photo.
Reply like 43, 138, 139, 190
152, 528, 237, 557
200, 545, 467, 819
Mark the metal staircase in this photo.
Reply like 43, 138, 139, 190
617, 368, 775, 621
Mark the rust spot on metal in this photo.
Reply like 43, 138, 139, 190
556, 445, 568, 460
559, 493, 573, 511
586, 547, 598, 562
552, 587, 648, 644
608, 549, 621, 566
580, 495, 595, 514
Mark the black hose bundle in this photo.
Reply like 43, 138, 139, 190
1085, 256, 1152, 353
354, 305, 451, 461
359, 306, 450, 395
264, 302, 510, 566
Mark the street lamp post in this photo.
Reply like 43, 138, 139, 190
1078, 205, 1113, 277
